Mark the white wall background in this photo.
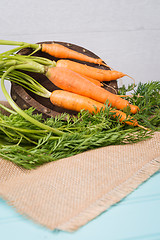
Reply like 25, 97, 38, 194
0, 0, 160, 100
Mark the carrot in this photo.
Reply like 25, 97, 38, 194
50, 90, 138, 126
50, 90, 105, 114
56, 59, 126, 82
46, 67, 139, 114
79, 74, 103, 87
41, 43, 108, 66
0, 40, 109, 66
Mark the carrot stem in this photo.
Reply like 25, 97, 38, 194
0, 102, 17, 115
1, 66, 63, 136
0, 39, 38, 49
0, 40, 39, 56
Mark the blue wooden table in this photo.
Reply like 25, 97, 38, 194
0, 171, 160, 240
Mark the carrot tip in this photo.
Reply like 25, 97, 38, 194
101, 62, 116, 71
119, 94, 144, 98
119, 94, 133, 98
101, 62, 110, 68
137, 124, 150, 131
125, 74, 136, 89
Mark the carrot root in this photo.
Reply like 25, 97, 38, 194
119, 94, 144, 98
41, 43, 107, 66
100, 62, 111, 68
124, 74, 136, 89
46, 66, 139, 114
137, 124, 150, 131
50, 90, 139, 127
50, 90, 105, 114
56, 59, 126, 82
80, 74, 103, 87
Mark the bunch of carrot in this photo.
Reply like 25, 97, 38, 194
0, 40, 145, 129
37, 42, 141, 127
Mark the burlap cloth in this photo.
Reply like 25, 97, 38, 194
0, 101, 160, 232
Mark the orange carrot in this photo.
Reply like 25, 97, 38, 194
50, 90, 138, 126
79, 74, 103, 87
41, 43, 107, 66
50, 90, 104, 114
56, 59, 126, 82
46, 67, 139, 114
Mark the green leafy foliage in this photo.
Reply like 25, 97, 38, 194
119, 81, 160, 130
0, 81, 159, 169
0, 99, 153, 169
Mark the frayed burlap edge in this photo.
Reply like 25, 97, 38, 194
57, 157, 160, 232
0, 154, 159, 232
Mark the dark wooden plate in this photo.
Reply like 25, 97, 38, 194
11, 41, 118, 118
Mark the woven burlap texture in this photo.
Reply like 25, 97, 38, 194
0, 102, 160, 232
